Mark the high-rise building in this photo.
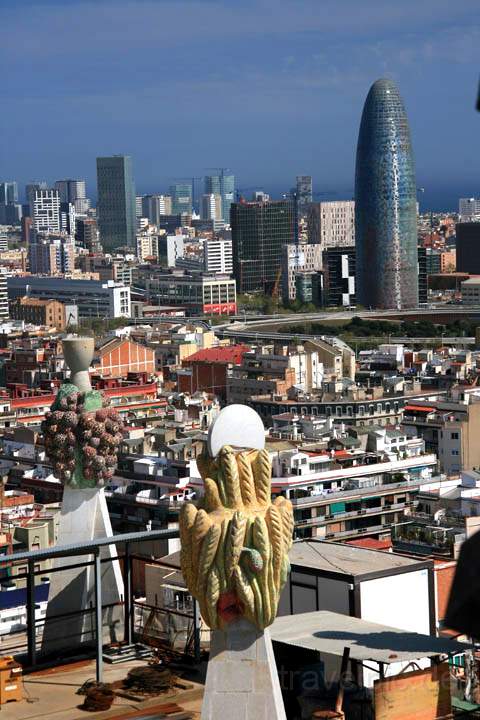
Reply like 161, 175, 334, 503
76, 218, 101, 253
307, 200, 355, 249
170, 183, 193, 216
281, 243, 323, 302
0, 182, 18, 205
31, 189, 61, 234
0, 183, 21, 225
417, 246, 428, 304
141, 195, 172, 225
296, 176, 312, 214
355, 78, 418, 309
96, 155, 136, 251
459, 198, 480, 222
204, 171, 234, 221
204, 239, 233, 274
323, 246, 356, 307
456, 223, 480, 273
26, 182, 47, 216
201, 193, 222, 221
231, 199, 296, 293
28, 234, 75, 275
54, 179, 89, 214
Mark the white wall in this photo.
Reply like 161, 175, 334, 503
360, 569, 431, 686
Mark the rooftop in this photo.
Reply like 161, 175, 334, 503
271, 610, 466, 664
183, 344, 249, 365
288, 540, 431, 580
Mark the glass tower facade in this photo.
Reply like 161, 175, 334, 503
205, 171, 235, 221
231, 199, 296, 293
170, 182, 193, 215
355, 78, 418, 309
96, 156, 136, 251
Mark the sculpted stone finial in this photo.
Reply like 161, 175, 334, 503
179, 405, 293, 630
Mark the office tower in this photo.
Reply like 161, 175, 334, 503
26, 182, 48, 216
459, 198, 480, 222
142, 194, 172, 225
54, 179, 89, 214
31, 189, 61, 234
204, 239, 233, 274
231, 199, 296, 293
60, 202, 76, 236
355, 78, 418, 309
417, 247, 427, 304
170, 183, 192, 216
456, 223, 480, 273
21, 216, 33, 244
307, 201, 355, 249
0, 182, 18, 205
204, 170, 234, 221
201, 193, 222, 221
0, 181, 21, 224
76, 218, 101, 253
322, 246, 356, 307
96, 155, 136, 251
281, 244, 323, 302
135, 196, 143, 218
296, 176, 312, 214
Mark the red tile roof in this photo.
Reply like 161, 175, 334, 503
183, 344, 250, 365
345, 537, 392, 551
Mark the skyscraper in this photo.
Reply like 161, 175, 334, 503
295, 176, 312, 213
54, 179, 90, 213
204, 170, 234, 221
231, 199, 296, 293
96, 155, 136, 251
31, 189, 61, 234
170, 183, 192, 216
355, 78, 418, 309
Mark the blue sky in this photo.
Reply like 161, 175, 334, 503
1, 0, 479, 209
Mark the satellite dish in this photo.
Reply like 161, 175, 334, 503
207, 404, 265, 458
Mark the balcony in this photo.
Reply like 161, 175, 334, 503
295, 500, 417, 529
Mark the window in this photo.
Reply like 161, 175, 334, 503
451, 432, 459, 440
452, 450, 459, 456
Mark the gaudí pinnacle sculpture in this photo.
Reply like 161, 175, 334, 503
355, 78, 418, 310
179, 405, 294, 631
42, 336, 124, 487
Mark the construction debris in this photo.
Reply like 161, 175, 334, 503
124, 665, 174, 695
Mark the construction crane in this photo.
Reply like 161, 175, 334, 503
272, 268, 282, 307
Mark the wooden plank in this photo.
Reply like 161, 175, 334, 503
374, 664, 452, 720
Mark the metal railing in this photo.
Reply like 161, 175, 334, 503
0, 527, 191, 683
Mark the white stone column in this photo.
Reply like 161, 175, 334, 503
202, 619, 287, 720
41, 487, 124, 654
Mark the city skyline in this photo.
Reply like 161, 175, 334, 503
1, 0, 478, 211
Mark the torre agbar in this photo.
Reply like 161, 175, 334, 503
355, 78, 418, 309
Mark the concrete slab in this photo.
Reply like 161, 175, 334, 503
3, 658, 203, 720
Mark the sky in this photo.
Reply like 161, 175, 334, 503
1, 0, 479, 210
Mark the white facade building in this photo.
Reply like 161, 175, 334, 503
201, 193, 223, 221
461, 277, 480, 304
308, 200, 355, 248
31, 189, 61, 234
204, 239, 233, 274
7, 277, 131, 318
282, 243, 323, 301
459, 197, 480, 222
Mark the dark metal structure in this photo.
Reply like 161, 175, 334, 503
6, 528, 195, 683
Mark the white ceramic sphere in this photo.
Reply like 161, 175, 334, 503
207, 404, 265, 457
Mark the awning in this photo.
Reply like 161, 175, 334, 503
270, 611, 466, 664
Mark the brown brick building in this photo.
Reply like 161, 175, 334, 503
94, 338, 156, 378
177, 344, 250, 401
10, 297, 69, 330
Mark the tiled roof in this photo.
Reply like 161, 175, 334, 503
183, 344, 250, 365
